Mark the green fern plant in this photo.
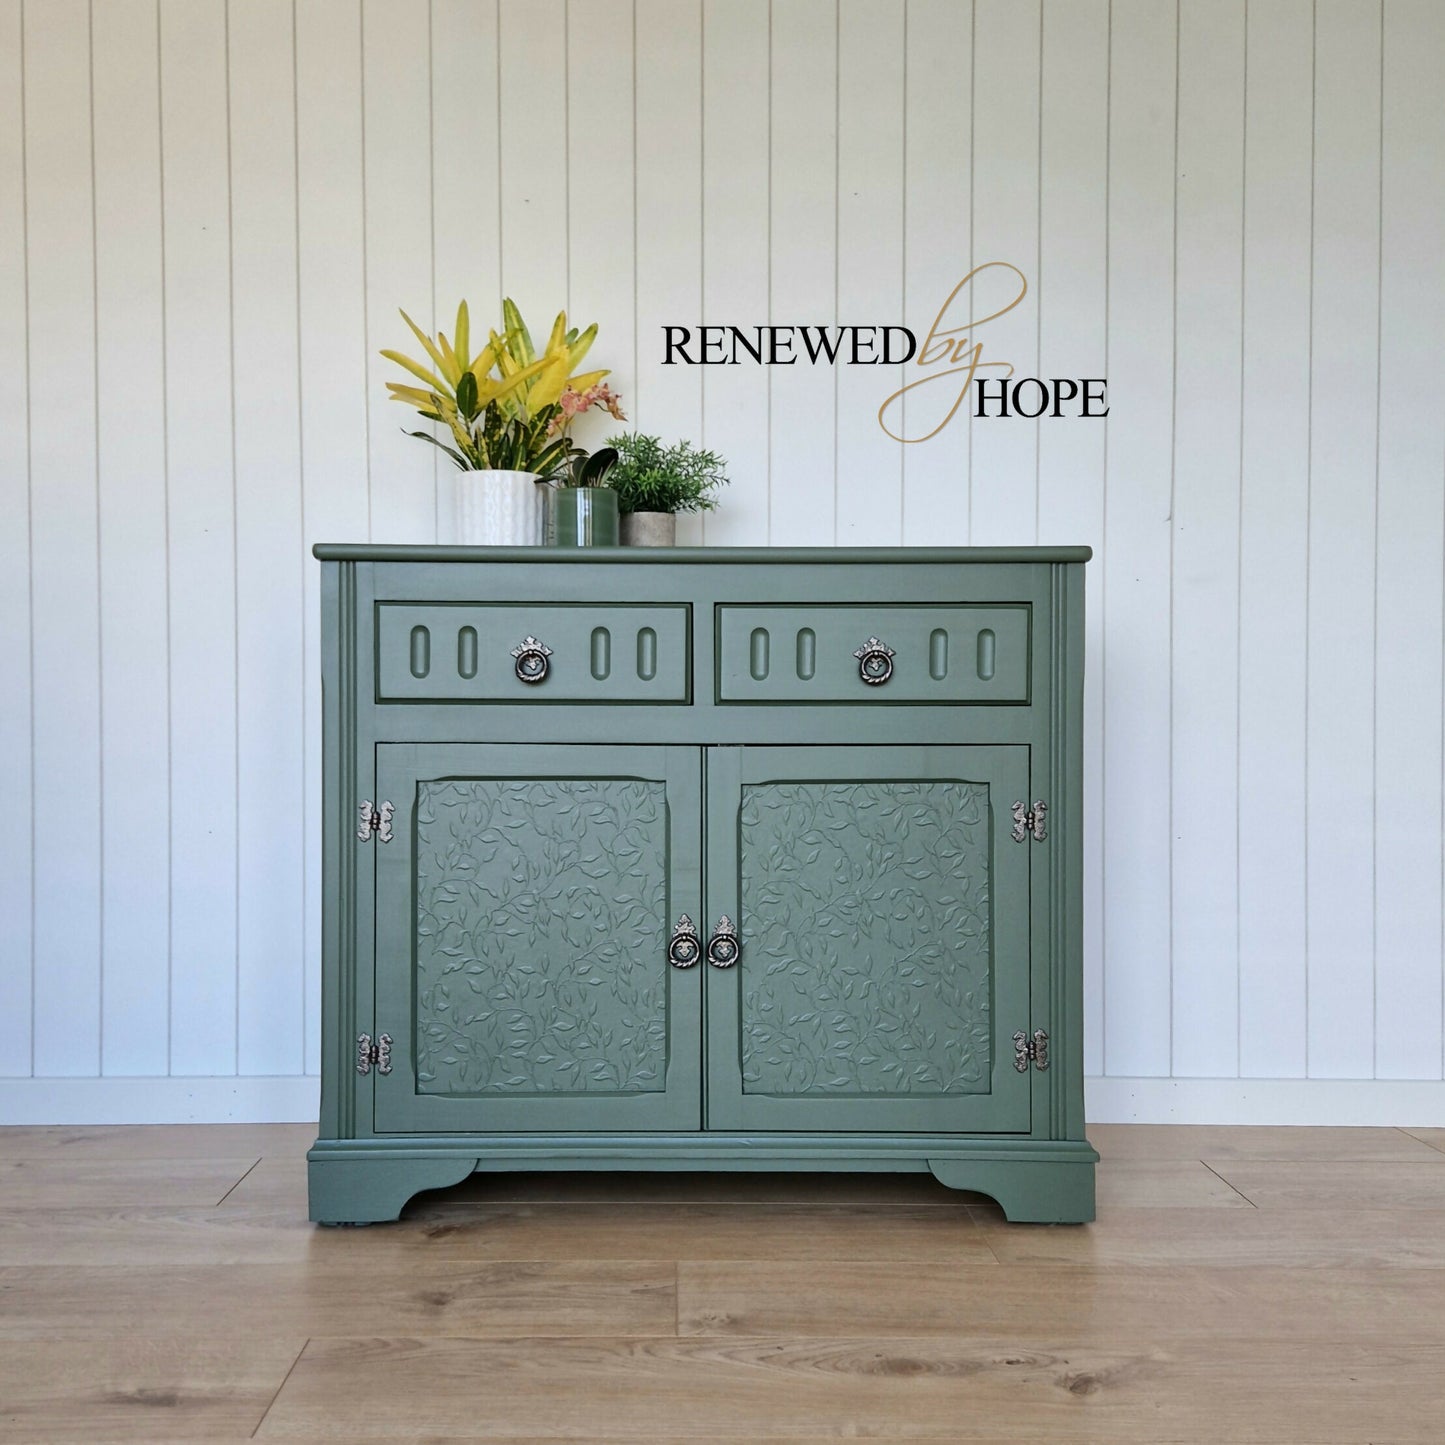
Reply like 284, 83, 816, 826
605, 434, 729, 515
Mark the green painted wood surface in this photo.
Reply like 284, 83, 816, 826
314, 543, 1092, 563
312, 547, 1094, 1225
306, 1136, 1098, 1224
372, 744, 702, 1135
376, 602, 690, 703
716, 603, 1031, 703
704, 746, 1031, 1134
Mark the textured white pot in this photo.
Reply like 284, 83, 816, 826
455, 470, 545, 545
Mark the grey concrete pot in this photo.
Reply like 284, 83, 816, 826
620, 511, 677, 547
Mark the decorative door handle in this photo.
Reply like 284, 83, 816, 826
510, 635, 553, 684
853, 636, 895, 686
706, 915, 741, 968
667, 914, 701, 968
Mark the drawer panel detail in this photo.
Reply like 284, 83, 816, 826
377, 603, 690, 701
716, 604, 1029, 703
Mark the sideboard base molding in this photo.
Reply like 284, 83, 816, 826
309, 1151, 481, 1226
927, 1155, 1096, 1224
307, 1135, 1099, 1225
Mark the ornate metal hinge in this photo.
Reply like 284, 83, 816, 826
356, 1032, 392, 1075
357, 800, 394, 843
1013, 1029, 1049, 1072
1011, 799, 1048, 843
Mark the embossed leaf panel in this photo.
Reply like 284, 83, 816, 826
705, 746, 1032, 1132
739, 780, 994, 1093
373, 744, 702, 1133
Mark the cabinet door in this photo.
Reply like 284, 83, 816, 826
372, 744, 702, 1133
704, 746, 1031, 1132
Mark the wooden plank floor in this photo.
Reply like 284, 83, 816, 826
1, 1124, 1443, 1442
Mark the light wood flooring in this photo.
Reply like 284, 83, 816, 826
2, 1123, 1445, 1441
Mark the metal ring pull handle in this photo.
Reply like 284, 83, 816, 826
511, 635, 553, 684
706, 915, 741, 968
853, 636, 896, 686
667, 914, 701, 969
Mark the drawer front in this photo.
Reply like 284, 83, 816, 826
716, 603, 1030, 704
377, 603, 691, 702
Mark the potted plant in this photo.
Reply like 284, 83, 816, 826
487, 300, 626, 546
605, 434, 729, 546
381, 298, 620, 545
548, 439, 622, 545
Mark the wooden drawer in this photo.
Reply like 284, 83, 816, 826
715, 603, 1030, 703
376, 602, 691, 702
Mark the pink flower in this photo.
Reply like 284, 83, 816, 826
592, 383, 627, 422
549, 383, 627, 436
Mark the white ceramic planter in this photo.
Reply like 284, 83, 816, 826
455, 470, 545, 545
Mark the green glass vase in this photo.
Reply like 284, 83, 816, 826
548, 486, 619, 546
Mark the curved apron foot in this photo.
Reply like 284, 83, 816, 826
928, 1155, 1095, 1224
308, 1153, 480, 1225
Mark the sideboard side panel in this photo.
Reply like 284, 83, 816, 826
1022, 559, 1088, 1143
317, 559, 353, 1139
1047, 560, 1088, 1142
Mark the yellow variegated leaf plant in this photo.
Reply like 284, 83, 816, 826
381, 298, 624, 479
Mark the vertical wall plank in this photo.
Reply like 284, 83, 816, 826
565, 0, 633, 467
1237, 0, 1312, 1078
1170, 0, 1245, 1077
26, 0, 102, 1076
231, 0, 304, 1077
160, 0, 237, 1076
297, 0, 368, 1074
1307, 0, 1380, 1079
899, 0, 971, 546
700, 0, 769, 545
968, 0, 1040, 546
92, 0, 170, 1075
1102, 0, 1175, 1077
768, 0, 836, 546
635, 0, 704, 543
498, 0, 568, 354
1037, 0, 1108, 1075
431, 0, 501, 539
0, 0, 33, 1077
1375, 0, 1444, 1079
362, 0, 434, 545
833, 0, 903, 544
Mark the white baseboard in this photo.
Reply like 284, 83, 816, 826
0, 1076, 320, 1125
0, 1074, 1439, 1128
1087, 1076, 1445, 1127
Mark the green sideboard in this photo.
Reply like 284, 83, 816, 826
308, 545, 1097, 1224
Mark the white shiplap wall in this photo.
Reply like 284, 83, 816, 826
1, 0, 1442, 1125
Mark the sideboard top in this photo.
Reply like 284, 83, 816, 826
312, 543, 1092, 564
